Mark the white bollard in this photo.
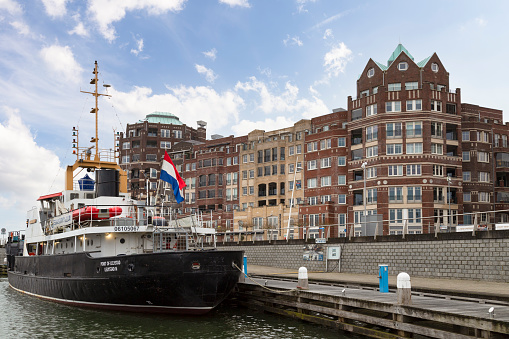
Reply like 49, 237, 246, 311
297, 267, 309, 290
397, 272, 411, 305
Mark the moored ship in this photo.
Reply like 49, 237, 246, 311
7, 62, 243, 314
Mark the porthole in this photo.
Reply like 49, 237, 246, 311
120, 238, 125, 244
431, 63, 439, 73
367, 67, 374, 78
398, 62, 408, 71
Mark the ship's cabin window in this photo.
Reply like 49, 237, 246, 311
70, 193, 79, 200
120, 238, 125, 244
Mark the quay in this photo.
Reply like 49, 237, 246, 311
234, 265, 509, 338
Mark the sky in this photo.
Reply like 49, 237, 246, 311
0, 0, 508, 232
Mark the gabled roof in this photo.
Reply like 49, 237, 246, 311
416, 55, 432, 67
373, 60, 388, 71
387, 43, 414, 66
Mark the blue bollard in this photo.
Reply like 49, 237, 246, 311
243, 255, 247, 277
378, 264, 389, 293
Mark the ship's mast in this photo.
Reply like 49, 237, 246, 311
80, 61, 111, 161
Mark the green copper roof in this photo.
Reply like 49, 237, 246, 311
416, 55, 432, 67
374, 60, 388, 71
139, 112, 183, 125
387, 43, 414, 66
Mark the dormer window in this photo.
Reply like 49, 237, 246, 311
431, 63, 439, 73
367, 68, 375, 78
398, 62, 408, 71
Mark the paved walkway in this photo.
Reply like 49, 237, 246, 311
246, 265, 509, 301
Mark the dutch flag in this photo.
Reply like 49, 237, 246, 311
160, 151, 186, 204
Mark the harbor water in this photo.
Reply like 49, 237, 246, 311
0, 278, 364, 338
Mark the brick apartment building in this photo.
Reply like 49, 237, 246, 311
118, 45, 509, 239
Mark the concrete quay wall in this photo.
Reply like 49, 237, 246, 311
218, 230, 509, 282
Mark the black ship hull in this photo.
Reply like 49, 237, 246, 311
8, 250, 244, 314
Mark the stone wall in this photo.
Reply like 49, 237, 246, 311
218, 230, 509, 282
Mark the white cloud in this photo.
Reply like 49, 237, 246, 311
87, 0, 186, 42
195, 64, 218, 83
203, 48, 217, 61
475, 17, 487, 27
0, 0, 22, 15
108, 85, 244, 134
232, 116, 295, 136
323, 28, 333, 40
235, 76, 328, 118
296, 0, 316, 13
68, 14, 88, 37
323, 42, 352, 77
39, 44, 83, 84
309, 10, 351, 31
283, 34, 303, 47
0, 108, 64, 232
130, 36, 144, 56
41, 0, 68, 18
10, 20, 30, 35
219, 0, 250, 8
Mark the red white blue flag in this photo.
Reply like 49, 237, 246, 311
160, 151, 186, 204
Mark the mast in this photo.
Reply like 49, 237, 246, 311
80, 61, 111, 161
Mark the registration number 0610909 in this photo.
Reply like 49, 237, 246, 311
113, 226, 140, 232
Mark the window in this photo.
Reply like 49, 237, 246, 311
366, 125, 378, 142
250, 153, 254, 162
431, 143, 443, 155
478, 151, 489, 163
388, 165, 403, 176
431, 122, 442, 138
307, 178, 317, 188
321, 157, 331, 168
366, 145, 378, 158
405, 81, 418, 90
406, 143, 423, 154
446, 103, 456, 114
367, 68, 374, 77
494, 134, 500, 147
388, 83, 401, 91
408, 209, 422, 223
407, 187, 422, 202
372, 87, 378, 94
387, 143, 403, 155
308, 197, 319, 206
338, 137, 346, 147
366, 104, 377, 117
463, 192, 471, 202
479, 172, 490, 183
160, 129, 171, 138
307, 160, 317, 170
386, 101, 401, 112
360, 89, 369, 97
321, 176, 331, 187
173, 130, 182, 138
431, 63, 439, 73
463, 171, 471, 181
479, 192, 490, 203
386, 122, 402, 138
296, 144, 302, 154
433, 187, 444, 202
433, 165, 443, 176
337, 175, 346, 185
406, 164, 421, 176
431, 100, 442, 112
321, 195, 331, 204
406, 99, 422, 111
399, 62, 408, 71
249, 186, 254, 195
462, 131, 470, 141
406, 122, 422, 138
366, 167, 377, 179
338, 156, 346, 166
320, 139, 331, 150
249, 170, 254, 178
351, 108, 362, 121
367, 188, 377, 203
146, 154, 157, 162
462, 151, 470, 161
389, 187, 403, 202
289, 146, 295, 156
121, 155, 130, 163
122, 142, 130, 149
503, 135, 508, 147
307, 142, 318, 152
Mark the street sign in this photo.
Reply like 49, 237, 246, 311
1, 228, 5, 235
315, 238, 326, 244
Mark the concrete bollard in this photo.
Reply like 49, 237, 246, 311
397, 272, 411, 305
297, 267, 309, 290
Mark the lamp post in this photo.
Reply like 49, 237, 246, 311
447, 175, 452, 232
361, 161, 368, 236
286, 157, 301, 240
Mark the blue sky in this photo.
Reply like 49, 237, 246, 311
0, 0, 508, 232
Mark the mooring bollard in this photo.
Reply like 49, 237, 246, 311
378, 264, 389, 293
297, 267, 309, 290
397, 272, 411, 305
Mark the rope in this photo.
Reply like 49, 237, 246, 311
232, 262, 299, 294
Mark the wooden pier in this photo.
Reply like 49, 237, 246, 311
235, 277, 509, 338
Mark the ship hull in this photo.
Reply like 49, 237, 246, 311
8, 250, 243, 315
